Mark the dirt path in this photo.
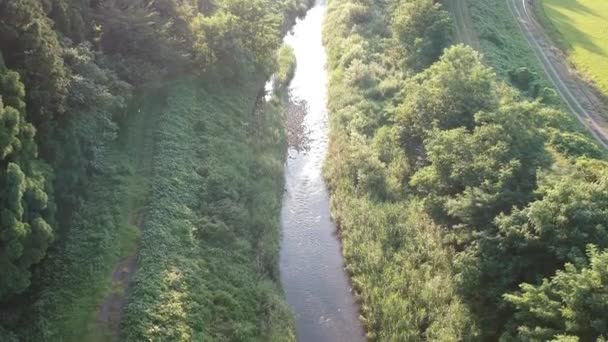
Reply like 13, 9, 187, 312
506, 0, 608, 148
95, 96, 159, 340
444, 0, 481, 50
96, 239, 139, 339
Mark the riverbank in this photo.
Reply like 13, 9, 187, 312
0, 0, 316, 339
15, 73, 298, 341
323, 0, 608, 340
322, 0, 472, 339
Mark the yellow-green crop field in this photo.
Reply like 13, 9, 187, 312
541, 0, 608, 95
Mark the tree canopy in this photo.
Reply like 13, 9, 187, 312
0, 55, 54, 300
505, 245, 608, 341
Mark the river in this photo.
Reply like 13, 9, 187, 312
278, 1, 366, 341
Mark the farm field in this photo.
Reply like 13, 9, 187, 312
541, 0, 608, 95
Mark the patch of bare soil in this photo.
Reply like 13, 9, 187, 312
96, 212, 143, 340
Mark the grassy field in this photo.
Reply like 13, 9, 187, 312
540, 0, 608, 95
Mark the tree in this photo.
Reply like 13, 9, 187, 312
62, 42, 131, 169
395, 45, 497, 173
0, 0, 68, 131
191, 0, 283, 73
455, 158, 608, 338
504, 245, 608, 341
0, 55, 54, 300
397, 47, 551, 228
410, 99, 550, 228
482, 158, 608, 289
92, 0, 188, 82
392, 0, 451, 70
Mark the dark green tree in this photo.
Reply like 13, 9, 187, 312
0, 0, 68, 131
392, 0, 451, 70
458, 158, 608, 338
395, 45, 498, 178
410, 100, 550, 228
0, 55, 54, 300
504, 245, 608, 341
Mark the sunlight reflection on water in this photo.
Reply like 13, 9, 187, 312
279, 1, 366, 341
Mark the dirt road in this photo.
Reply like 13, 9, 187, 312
96, 94, 159, 340
443, 0, 481, 50
507, 0, 608, 148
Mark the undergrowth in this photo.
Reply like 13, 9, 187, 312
464, 0, 562, 103
17, 91, 162, 341
121, 77, 294, 341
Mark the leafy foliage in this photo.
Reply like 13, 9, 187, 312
274, 45, 297, 93
323, 0, 608, 340
323, 1, 478, 339
121, 79, 294, 341
392, 0, 452, 70
0, 0, 68, 130
0, 0, 311, 338
505, 245, 608, 341
0, 56, 54, 300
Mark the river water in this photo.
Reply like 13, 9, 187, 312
278, 1, 366, 341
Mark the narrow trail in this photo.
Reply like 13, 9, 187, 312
444, 0, 481, 50
506, 0, 608, 149
95, 95, 159, 340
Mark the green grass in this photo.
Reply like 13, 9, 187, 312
15, 76, 295, 341
121, 77, 294, 341
462, 0, 608, 139
539, 0, 608, 95
465, 0, 551, 88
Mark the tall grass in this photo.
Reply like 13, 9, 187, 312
121, 77, 294, 341
322, 0, 476, 340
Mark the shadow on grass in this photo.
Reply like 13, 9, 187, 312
543, 0, 607, 57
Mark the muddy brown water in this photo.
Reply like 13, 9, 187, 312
278, 1, 366, 341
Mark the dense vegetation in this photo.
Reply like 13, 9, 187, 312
464, 0, 560, 103
3, 0, 606, 339
0, 55, 54, 301
0, 0, 312, 339
119, 78, 295, 341
323, 0, 608, 340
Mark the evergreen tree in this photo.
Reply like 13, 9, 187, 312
505, 246, 608, 341
0, 55, 54, 300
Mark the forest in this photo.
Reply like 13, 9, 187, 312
1, 0, 607, 340
323, 0, 608, 340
